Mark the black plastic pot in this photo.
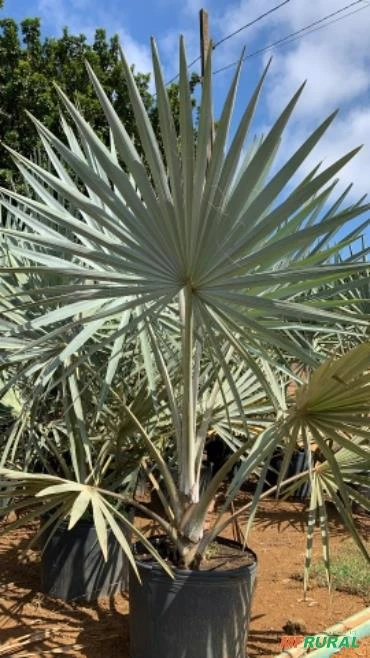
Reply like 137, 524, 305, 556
263, 448, 311, 500
129, 536, 257, 658
41, 515, 131, 602
290, 449, 310, 500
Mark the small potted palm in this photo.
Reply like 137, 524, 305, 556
0, 36, 369, 658
0, 237, 171, 601
0, 351, 151, 601
35, 377, 143, 603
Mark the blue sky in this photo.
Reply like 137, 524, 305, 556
2, 0, 370, 215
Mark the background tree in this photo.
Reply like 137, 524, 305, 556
0, 16, 199, 187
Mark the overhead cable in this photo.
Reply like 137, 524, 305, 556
213, 0, 369, 75
163, 0, 293, 86
213, 0, 291, 48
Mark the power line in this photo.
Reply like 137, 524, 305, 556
213, 0, 369, 75
213, 0, 291, 49
162, 0, 292, 87
164, 54, 201, 88
161, 0, 368, 89
256, 2, 370, 57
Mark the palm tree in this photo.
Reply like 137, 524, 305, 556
0, 38, 369, 573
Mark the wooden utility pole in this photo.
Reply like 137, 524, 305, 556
199, 8, 215, 157
199, 9, 211, 81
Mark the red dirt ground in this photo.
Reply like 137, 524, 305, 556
0, 498, 369, 657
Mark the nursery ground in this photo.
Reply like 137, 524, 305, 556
0, 496, 369, 657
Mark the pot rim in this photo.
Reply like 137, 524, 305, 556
132, 535, 258, 582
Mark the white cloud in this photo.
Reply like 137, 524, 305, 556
267, 41, 370, 118
212, 0, 370, 199
264, 3, 370, 117
117, 29, 152, 74
292, 106, 370, 200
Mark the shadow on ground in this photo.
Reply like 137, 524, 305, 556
0, 523, 129, 657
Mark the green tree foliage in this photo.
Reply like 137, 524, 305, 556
0, 17, 199, 187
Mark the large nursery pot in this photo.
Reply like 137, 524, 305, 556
129, 536, 257, 658
40, 513, 132, 602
